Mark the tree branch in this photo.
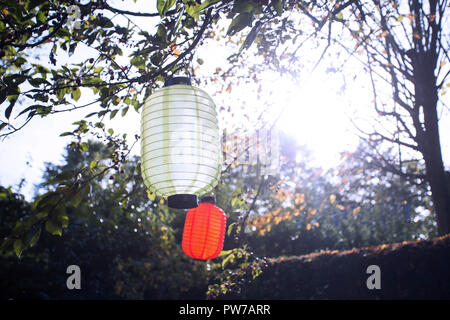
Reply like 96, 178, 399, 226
104, 3, 177, 17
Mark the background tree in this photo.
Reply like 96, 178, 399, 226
349, 0, 450, 235
244, 135, 436, 258
232, 0, 450, 234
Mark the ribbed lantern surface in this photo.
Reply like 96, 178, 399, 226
182, 203, 226, 260
140, 83, 221, 200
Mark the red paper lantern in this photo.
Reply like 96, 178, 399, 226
182, 200, 226, 260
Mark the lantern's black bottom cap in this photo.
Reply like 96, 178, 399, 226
168, 194, 198, 209
200, 196, 216, 204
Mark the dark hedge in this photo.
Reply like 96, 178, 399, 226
222, 234, 450, 299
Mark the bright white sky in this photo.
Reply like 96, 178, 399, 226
0, 0, 449, 201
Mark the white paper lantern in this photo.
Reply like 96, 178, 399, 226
140, 77, 221, 208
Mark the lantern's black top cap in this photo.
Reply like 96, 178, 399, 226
200, 196, 216, 204
164, 76, 191, 87
167, 194, 198, 209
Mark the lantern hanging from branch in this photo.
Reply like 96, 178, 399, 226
140, 77, 222, 209
182, 196, 226, 260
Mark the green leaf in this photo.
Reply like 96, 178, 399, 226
36, 65, 50, 77
185, 4, 201, 20
146, 190, 156, 201
240, 20, 262, 52
96, 16, 114, 28
37, 10, 46, 23
150, 52, 163, 66
36, 105, 52, 116
95, 121, 104, 128
227, 13, 254, 36
185, 0, 221, 19
232, 0, 258, 13
94, 67, 104, 73
12, 220, 25, 234
218, 249, 232, 257
156, 24, 167, 43
231, 196, 246, 207
33, 93, 49, 103
45, 220, 62, 236
29, 77, 50, 88
91, 87, 99, 95
222, 253, 235, 269
80, 142, 89, 151
72, 87, 81, 101
68, 43, 77, 56
13, 239, 23, 257
14, 57, 27, 68
70, 190, 84, 208
110, 109, 118, 119
16, 105, 43, 118
121, 106, 129, 117
227, 222, 236, 236
36, 211, 48, 219
157, 0, 164, 14
197, 0, 221, 11
59, 131, 74, 137
130, 56, 145, 70
0, 87, 6, 104
85, 112, 98, 118
157, 0, 176, 16
89, 160, 98, 169
132, 99, 140, 112
4, 99, 16, 119
56, 88, 66, 100
4, 74, 27, 87
29, 228, 41, 247
57, 214, 69, 228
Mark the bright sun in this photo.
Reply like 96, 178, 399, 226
270, 73, 360, 169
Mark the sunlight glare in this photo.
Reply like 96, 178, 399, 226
273, 73, 359, 169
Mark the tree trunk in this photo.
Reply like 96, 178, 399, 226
421, 99, 450, 236
410, 36, 450, 235
417, 62, 450, 235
